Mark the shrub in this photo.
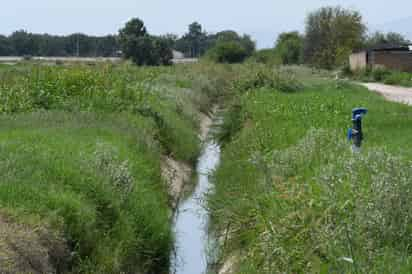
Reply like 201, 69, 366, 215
206, 41, 249, 64
248, 49, 281, 65
351, 67, 412, 87
234, 66, 303, 93
372, 67, 391, 81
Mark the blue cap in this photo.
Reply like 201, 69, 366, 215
352, 107, 368, 121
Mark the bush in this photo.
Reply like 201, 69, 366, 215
372, 67, 391, 81
351, 67, 412, 87
234, 66, 303, 93
248, 49, 281, 65
206, 41, 249, 64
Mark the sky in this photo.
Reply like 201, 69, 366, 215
1, 0, 412, 48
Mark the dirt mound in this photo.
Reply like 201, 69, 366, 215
161, 156, 192, 210
0, 213, 70, 274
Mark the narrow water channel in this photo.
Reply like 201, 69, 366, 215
171, 139, 221, 274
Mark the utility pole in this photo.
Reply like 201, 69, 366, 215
76, 34, 80, 57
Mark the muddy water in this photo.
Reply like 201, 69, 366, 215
171, 140, 221, 274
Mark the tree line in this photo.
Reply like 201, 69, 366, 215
1, 6, 410, 68
0, 31, 119, 57
118, 19, 256, 65
0, 19, 256, 65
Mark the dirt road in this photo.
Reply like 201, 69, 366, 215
362, 83, 412, 106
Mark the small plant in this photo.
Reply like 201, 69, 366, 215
234, 66, 303, 93
372, 67, 391, 81
92, 142, 134, 199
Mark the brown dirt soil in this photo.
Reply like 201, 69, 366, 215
161, 155, 192, 210
363, 83, 412, 105
0, 213, 70, 274
218, 255, 238, 274
162, 109, 215, 210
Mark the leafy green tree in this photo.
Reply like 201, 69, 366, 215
0, 35, 14, 55
10, 30, 37, 56
240, 34, 256, 57
304, 6, 366, 68
118, 18, 147, 64
175, 22, 208, 57
206, 41, 248, 63
152, 37, 174, 65
365, 31, 410, 48
214, 31, 256, 56
275, 31, 303, 65
118, 18, 172, 66
160, 34, 178, 49
187, 22, 204, 57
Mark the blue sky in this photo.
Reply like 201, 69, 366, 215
2, 0, 411, 48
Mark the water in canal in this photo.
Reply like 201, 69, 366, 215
171, 139, 221, 274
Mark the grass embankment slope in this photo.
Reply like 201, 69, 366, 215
209, 66, 412, 273
0, 63, 229, 273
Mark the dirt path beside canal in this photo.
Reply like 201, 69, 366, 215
363, 83, 412, 106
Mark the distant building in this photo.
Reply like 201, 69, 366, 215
350, 44, 412, 72
172, 50, 185, 59
171, 50, 198, 64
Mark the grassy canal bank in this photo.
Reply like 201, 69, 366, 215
208, 66, 412, 273
0, 62, 232, 273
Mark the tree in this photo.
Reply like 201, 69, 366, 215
206, 41, 248, 63
152, 37, 174, 65
275, 31, 303, 65
365, 31, 410, 48
304, 6, 366, 68
118, 18, 147, 64
240, 34, 256, 57
118, 18, 173, 66
174, 22, 208, 57
9, 30, 37, 56
214, 31, 256, 56
0, 35, 14, 55
188, 22, 201, 56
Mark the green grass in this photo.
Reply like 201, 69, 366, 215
0, 63, 231, 273
0, 111, 170, 272
209, 65, 412, 273
5, 61, 412, 273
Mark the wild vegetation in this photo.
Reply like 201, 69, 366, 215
208, 65, 412, 273
1, 4, 412, 274
0, 62, 231, 273
1, 56, 412, 274
346, 67, 412, 87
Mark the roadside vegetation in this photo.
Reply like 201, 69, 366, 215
208, 65, 412, 273
0, 62, 231, 273
346, 67, 412, 87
